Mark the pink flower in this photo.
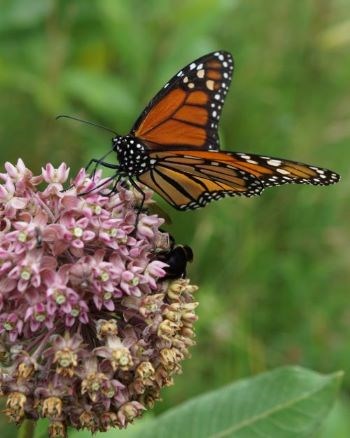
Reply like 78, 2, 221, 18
0, 177, 27, 217
6, 211, 48, 253
8, 250, 56, 292
0, 312, 23, 341
136, 214, 161, 240
41, 163, 70, 197
24, 302, 54, 332
120, 266, 144, 297
2, 158, 28, 181
0, 161, 198, 436
0, 158, 42, 190
42, 163, 70, 184
59, 212, 95, 251
143, 260, 168, 289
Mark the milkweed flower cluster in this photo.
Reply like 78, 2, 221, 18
0, 160, 198, 437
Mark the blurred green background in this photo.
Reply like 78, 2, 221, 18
0, 0, 349, 436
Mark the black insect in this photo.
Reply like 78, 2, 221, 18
157, 244, 194, 279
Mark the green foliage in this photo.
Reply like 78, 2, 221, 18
0, 0, 349, 435
131, 366, 342, 438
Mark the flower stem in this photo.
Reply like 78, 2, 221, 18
18, 420, 35, 438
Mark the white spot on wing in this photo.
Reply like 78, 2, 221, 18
276, 168, 290, 175
267, 159, 282, 166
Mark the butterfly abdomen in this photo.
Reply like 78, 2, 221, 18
113, 135, 153, 176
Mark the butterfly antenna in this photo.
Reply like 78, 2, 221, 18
56, 114, 118, 136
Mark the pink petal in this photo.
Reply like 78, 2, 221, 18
83, 230, 95, 241
72, 239, 84, 249
5, 162, 18, 179
10, 197, 27, 209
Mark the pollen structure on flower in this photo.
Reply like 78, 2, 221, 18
0, 160, 198, 437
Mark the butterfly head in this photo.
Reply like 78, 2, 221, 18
112, 135, 150, 176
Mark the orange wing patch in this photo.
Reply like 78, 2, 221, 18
206, 61, 222, 68
174, 105, 208, 125
135, 89, 186, 137
283, 164, 317, 177
141, 120, 206, 146
131, 51, 234, 150
186, 91, 208, 105
206, 70, 222, 80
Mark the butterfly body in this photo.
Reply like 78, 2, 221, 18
88, 50, 339, 209
113, 135, 151, 176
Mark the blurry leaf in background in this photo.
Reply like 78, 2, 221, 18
319, 19, 350, 50
0, 0, 54, 31
61, 69, 137, 126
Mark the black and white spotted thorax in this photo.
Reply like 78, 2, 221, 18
112, 135, 155, 176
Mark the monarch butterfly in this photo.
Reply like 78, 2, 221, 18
85, 51, 340, 210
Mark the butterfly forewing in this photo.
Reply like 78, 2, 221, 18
137, 150, 339, 210
131, 51, 234, 151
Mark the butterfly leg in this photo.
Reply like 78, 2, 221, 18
62, 154, 118, 193
85, 157, 118, 180
79, 173, 120, 196
128, 178, 146, 229
100, 174, 123, 196
85, 148, 113, 172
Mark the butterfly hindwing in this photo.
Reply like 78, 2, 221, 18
226, 152, 340, 188
131, 51, 234, 151
138, 150, 263, 210
137, 150, 339, 210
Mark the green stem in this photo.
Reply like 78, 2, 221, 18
18, 420, 35, 438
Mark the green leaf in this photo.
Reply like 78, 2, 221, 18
317, 396, 350, 437
132, 366, 342, 438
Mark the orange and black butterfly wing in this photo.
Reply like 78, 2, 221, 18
225, 151, 340, 189
130, 51, 233, 151
138, 150, 263, 210
137, 150, 340, 210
